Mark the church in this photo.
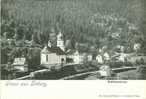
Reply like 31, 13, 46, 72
40, 30, 94, 68
40, 31, 66, 68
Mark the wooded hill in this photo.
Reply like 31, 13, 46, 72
1, 0, 146, 64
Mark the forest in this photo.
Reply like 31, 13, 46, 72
1, 0, 146, 65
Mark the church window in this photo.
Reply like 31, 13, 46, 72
46, 55, 48, 62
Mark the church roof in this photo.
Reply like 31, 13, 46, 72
41, 46, 52, 54
66, 49, 76, 54
50, 46, 66, 55
41, 46, 66, 55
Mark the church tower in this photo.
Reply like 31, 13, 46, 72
57, 31, 65, 51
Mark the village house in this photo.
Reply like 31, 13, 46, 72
73, 50, 93, 64
87, 54, 93, 61
96, 46, 111, 64
73, 50, 85, 64
12, 57, 28, 72
133, 43, 141, 53
95, 52, 110, 64
96, 54, 104, 64
66, 49, 93, 64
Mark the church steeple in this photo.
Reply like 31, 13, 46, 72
48, 40, 52, 47
57, 31, 65, 51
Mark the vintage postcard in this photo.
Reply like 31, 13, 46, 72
0, 0, 146, 99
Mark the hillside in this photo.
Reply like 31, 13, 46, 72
1, 0, 146, 64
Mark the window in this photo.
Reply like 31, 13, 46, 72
46, 55, 48, 62
61, 58, 64, 62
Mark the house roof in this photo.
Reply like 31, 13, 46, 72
41, 46, 66, 55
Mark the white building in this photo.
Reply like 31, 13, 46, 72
66, 49, 92, 64
73, 50, 93, 64
87, 54, 93, 61
103, 52, 110, 61
12, 57, 28, 72
41, 32, 66, 68
114, 52, 127, 62
73, 50, 84, 64
99, 65, 111, 77
41, 46, 66, 68
133, 43, 141, 52
118, 53, 127, 62
96, 55, 104, 64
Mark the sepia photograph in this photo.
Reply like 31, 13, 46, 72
1, 0, 146, 80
